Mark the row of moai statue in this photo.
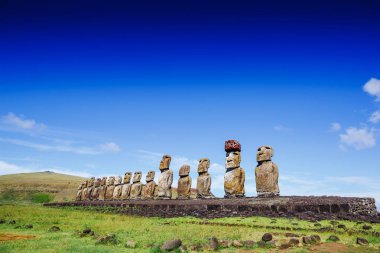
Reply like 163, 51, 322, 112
76, 140, 279, 200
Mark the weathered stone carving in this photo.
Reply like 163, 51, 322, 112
98, 177, 107, 200
143, 171, 156, 199
121, 172, 132, 199
255, 146, 279, 197
86, 177, 95, 200
113, 176, 123, 200
105, 176, 115, 200
130, 172, 143, 199
81, 180, 88, 200
91, 178, 101, 200
196, 158, 214, 198
224, 140, 245, 198
76, 182, 85, 201
157, 155, 173, 199
178, 165, 192, 199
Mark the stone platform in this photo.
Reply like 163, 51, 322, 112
44, 196, 379, 222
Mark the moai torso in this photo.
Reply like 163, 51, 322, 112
142, 171, 156, 199
76, 182, 84, 201
98, 177, 107, 200
121, 172, 132, 199
224, 140, 245, 198
113, 176, 123, 200
196, 159, 214, 198
91, 178, 101, 200
81, 180, 88, 200
105, 177, 115, 200
255, 146, 279, 197
85, 177, 95, 200
177, 165, 192, 199
130, 172, 143, 199
157, 155, 173, 199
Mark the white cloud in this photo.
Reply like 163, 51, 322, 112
339, 127, 376, 150
0, 138, 121, 155
273, 125, 292, 132
329, 122, 342, 132
100, 142, 121, 153
0, 160, 31, 175
369, 111, 380, 124
1, 112, 46, 131
363, 77, 380, 101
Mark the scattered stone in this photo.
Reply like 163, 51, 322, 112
161, 239, 182, 251
0, 219, 5, 224
257, 241, 267, 248
356, 237, 369, 246
314, 223, 322, 227
232, 240, 243, 247
96, 234, 119, 245
302, 236, 312, 244
363, 225, 372, 230
310, 235, 321, 244
8, 220, 16, 224
24, 224, 33, 229
125, 240, 136, 248
180, 245, 187, 253
285, 232, 299, 238
208, 237, 219, 251
327, 235, 340, 242
243, 240, 255, 247
218, 240, 229, 248
337, 224, 346, 229
279, 243, 291, 249
82, 228, 92, 234
262, 233, 273, 242
289, 238, 299, 246
189, 243, 203, 251
49, 226, 60, 232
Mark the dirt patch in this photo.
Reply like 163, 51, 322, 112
0, 233, 36, 241
307, 242, 350, 252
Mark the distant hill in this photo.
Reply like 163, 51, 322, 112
0, 171, 86, 202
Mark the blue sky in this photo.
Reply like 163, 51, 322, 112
1, 1, 380, 204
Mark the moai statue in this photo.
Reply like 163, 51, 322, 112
76, 182, 84, 201
177, 165, 192, 199
86, 177, 95, 200
224, 140, 245, 198
98, 177, 107, 201
105, 176, 115, 200
142, 171, 156, 199
130, 172, 143, 199
91, 178, 101, 200
81, 180, 88, 200
157, 155, 173, 199
121, 172, 132, 199
255, 146, 279, 197
113, 176, 123, 200
196, 158, 214, 198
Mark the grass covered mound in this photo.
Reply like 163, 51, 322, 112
0, 204, 379, 252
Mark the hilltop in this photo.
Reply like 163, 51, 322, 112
0, 171, 86, 202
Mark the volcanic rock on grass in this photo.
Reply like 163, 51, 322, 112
49, 226, 60, 232
337, 224, 346, 229
262, 233, 273, 242
310, 234, 321, 243
208, 237, 218, 251
161, 239, 182, 251
356, 237, 369, 245
24, 224, 33, 229
289, 238, 300, 246
232, 240, 243, 247
0, 219, 5, 224
279, 243, 291, 249
328, 235, 340, 242
8, 220, 16, 224
96, 234, 119, 245
285, 233, 299, 237
363, 225, 372, 230
82, 228, 92, 234
243, 240, 255, 247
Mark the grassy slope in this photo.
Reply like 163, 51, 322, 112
0, 172, 85, 202
0, 204, 379, 253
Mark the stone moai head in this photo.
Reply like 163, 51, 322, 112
94, 178, 101, 187
159, 155, 171, 171
107, 176, 115, 186
133, 172, 142, 183
124, 172, 132, 184
257, 146, 274, 162
146, 171, 155, 182
197, 159, 210, 173
114, 176, 122, 185
101, 177, 107, 186
225, 140, 241, 169
179, 164, 190, 177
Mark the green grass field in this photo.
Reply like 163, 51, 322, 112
0, 203, 379, 253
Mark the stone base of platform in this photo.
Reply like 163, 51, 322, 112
44, 196, 379, 222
